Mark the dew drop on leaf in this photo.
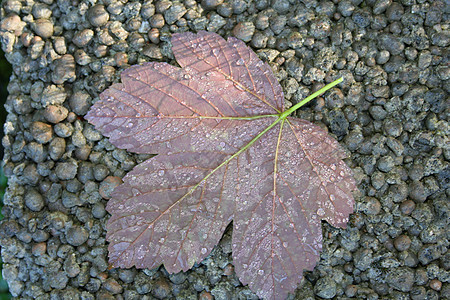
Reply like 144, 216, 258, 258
317, 208, 325, 216
258, 269, 264, 275
201, 248, 207, 254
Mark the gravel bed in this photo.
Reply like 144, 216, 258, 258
0, 0, 449, 299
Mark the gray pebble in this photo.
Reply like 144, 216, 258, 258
386, 2, 403, 21
41, 85, 67, 107
24, 189, 45, 212
33, 18, 53, 38
69, 91, 91, 116
386, 267, 414, 292
50, 271, 69, 289
373, 0, 391, 15
231, 0, 247, 14
52, 54, 76, 84
379, 34, 404, 55
314, 276, 336, 299
310, 16, 331, 39
270, 15, 286, 35
25, 142, 46, 163
143, 44, 162, 59
64, 253, 81, 277
91, 202, 106, 219
150, 13, 165, 28
66, 226, 89, 246
338, 0, 355, 17
54, 122, 74, 138
62, 190, 82, 208
217, 2, 232, 17
377, 156, 395, 172
104, 278, 123, 294
202, 0, 223, 10
72, 29, 94, 47
164, 4, 186, 25
383, 118, 402, 137
232, 22, 255, 42
206, 13, 226, 32
327, 109, 349, 136
55, 161, 78, 180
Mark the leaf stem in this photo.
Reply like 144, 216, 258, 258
279, 77, 343, 120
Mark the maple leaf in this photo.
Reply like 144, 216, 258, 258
85, 31, 356, 299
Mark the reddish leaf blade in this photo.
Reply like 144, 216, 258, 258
85, 31, 357, 299
106, 151, 236, 272
85, 32, 282, 155
232, 118, 355, 299
172, 31, 284, 114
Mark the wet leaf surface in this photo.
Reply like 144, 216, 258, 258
86, 31, 356, 299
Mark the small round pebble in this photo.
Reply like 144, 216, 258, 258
87, 5, 109, 27
314, 277, 336, 299
232, 22, 255, 42
33, 18, 53, 38
55, 161, 78, 181
66, 226, 89, 246
393, 234, 411, 251
25, 189, 45, 212
44, 105, 68, 124
91, 203, 106, 219
99, 176, 122, 199
429, 279, 442, 291
31, 121, 52, 144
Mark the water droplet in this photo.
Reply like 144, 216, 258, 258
282, 242, 288, 248
202, 233, 208, 239
159, 238, 165, 243
158, 170, 165, 176
330, 164, 336, 170
258, 269, 264, 275
212, 49, 220, 56
236, 58, 245, 66
339, 171, 345, 177
330, 194, 336, 201
330, 176, 335, 182
132, 188, 140, 196
243, 264, 248, 269
317, 208, 325, 216
201, 248, 207, 254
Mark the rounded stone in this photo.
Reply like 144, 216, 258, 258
24, 189, 45, 212
386, 267, 414, 292
66, 226, 89, 246
87, 5, 109, 27
72, 29, 94, 47
31, 121, 53, 144
201, 0, 224, 10
232, 22, 255, 42
393, 235, 411, 251
69, 91, 91, 116
91, 203, 106, 219
44, 105, 68, 124
99, 176, 122, 199
33, 18, 53, 38
314, 277, 337, 299
55, 161, 78, 181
